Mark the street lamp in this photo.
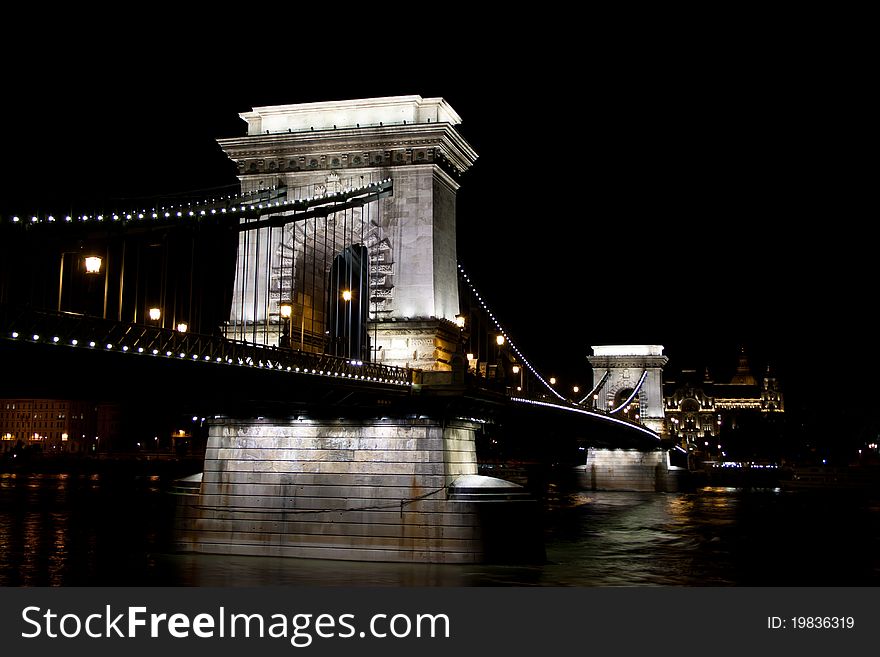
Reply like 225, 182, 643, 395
455, 314, 466, 329
573, 385, 580, 394
148, 307, 161, 322
58, 251, 109, 318
342, 289, 352, 302
549, 377, 556, 385
176, 322, 188, 333
496, 335, 505, 346
512, 364, 523, 391
279, 302, 293, 348
84, 256, 103, 274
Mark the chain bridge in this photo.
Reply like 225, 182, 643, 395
0, 96, 684, 563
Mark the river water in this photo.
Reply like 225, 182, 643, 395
1, 470, 878, 586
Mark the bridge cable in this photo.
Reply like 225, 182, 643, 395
457, 263, 566, 402
608, 370, 648, 415
577, 369, 610, 406
511, 397, 661, 440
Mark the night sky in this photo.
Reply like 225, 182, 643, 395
0, 42, 872, 442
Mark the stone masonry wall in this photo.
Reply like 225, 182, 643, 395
176, 418, 490, 563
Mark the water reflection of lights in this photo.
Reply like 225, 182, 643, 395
665, 488, 740, 522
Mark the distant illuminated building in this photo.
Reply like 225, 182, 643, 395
664, 348, 784, 456
0, 399, 120, 453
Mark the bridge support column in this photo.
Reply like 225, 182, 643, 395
176, 417, 542, 563
576, 448, 688, 492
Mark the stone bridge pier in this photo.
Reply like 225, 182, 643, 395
175, 416, 543, 563
575, 448, 688, 492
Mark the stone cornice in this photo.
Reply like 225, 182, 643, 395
218, 123, 478, 175
588, 355, 669, 368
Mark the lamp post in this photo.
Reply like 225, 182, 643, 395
58, 251, 109, 318
85, 254, 106, 320
279, 302, 292, 349
494, 334, 505, 381
341, 289, 352, 358
512, 364, 523, 392
455, 314, 469, 373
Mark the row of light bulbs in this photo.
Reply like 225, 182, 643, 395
7, 330, 410, 386
510, 397, 661, 440
457, 263, 567, 402
2, 179, 391, 226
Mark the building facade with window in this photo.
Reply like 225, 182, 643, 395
0, 399, 119, 453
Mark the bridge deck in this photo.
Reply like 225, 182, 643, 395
0, 305, 411, 388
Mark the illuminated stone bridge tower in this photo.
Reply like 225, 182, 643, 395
175, 97, 542, 565
218, 96, 478, 371
588, 345, 668, 435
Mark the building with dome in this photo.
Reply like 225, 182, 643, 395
663, 348, 784, 458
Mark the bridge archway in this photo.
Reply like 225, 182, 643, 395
614, 387, 641, 421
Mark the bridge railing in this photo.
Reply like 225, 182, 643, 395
0, 305, 411, 386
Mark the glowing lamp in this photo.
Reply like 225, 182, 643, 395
573, 386, 580, 394
466, 353, 474, 361
280, 303, 292, 318
84, 256, 102, 274
176, 323, 188, 333
455, 315, 466, 328
148, 307, 161, 321
496, 335, 505, 346
342, 290, 352, 301
512, 365, 520, 374
550, 377, 557, 385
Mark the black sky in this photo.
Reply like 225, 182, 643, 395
0, 38, 872, 437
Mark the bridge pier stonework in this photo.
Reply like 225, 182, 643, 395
576, 448, 687, 492
219, 96, 477, 372
175, 417, 542, 563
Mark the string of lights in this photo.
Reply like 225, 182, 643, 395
2, 315, 410, 387
510, 397, 661, 440
0, 179, 391, 227
457, 263, 567, 402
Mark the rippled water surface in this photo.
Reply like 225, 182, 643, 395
2, 472, 878, 586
